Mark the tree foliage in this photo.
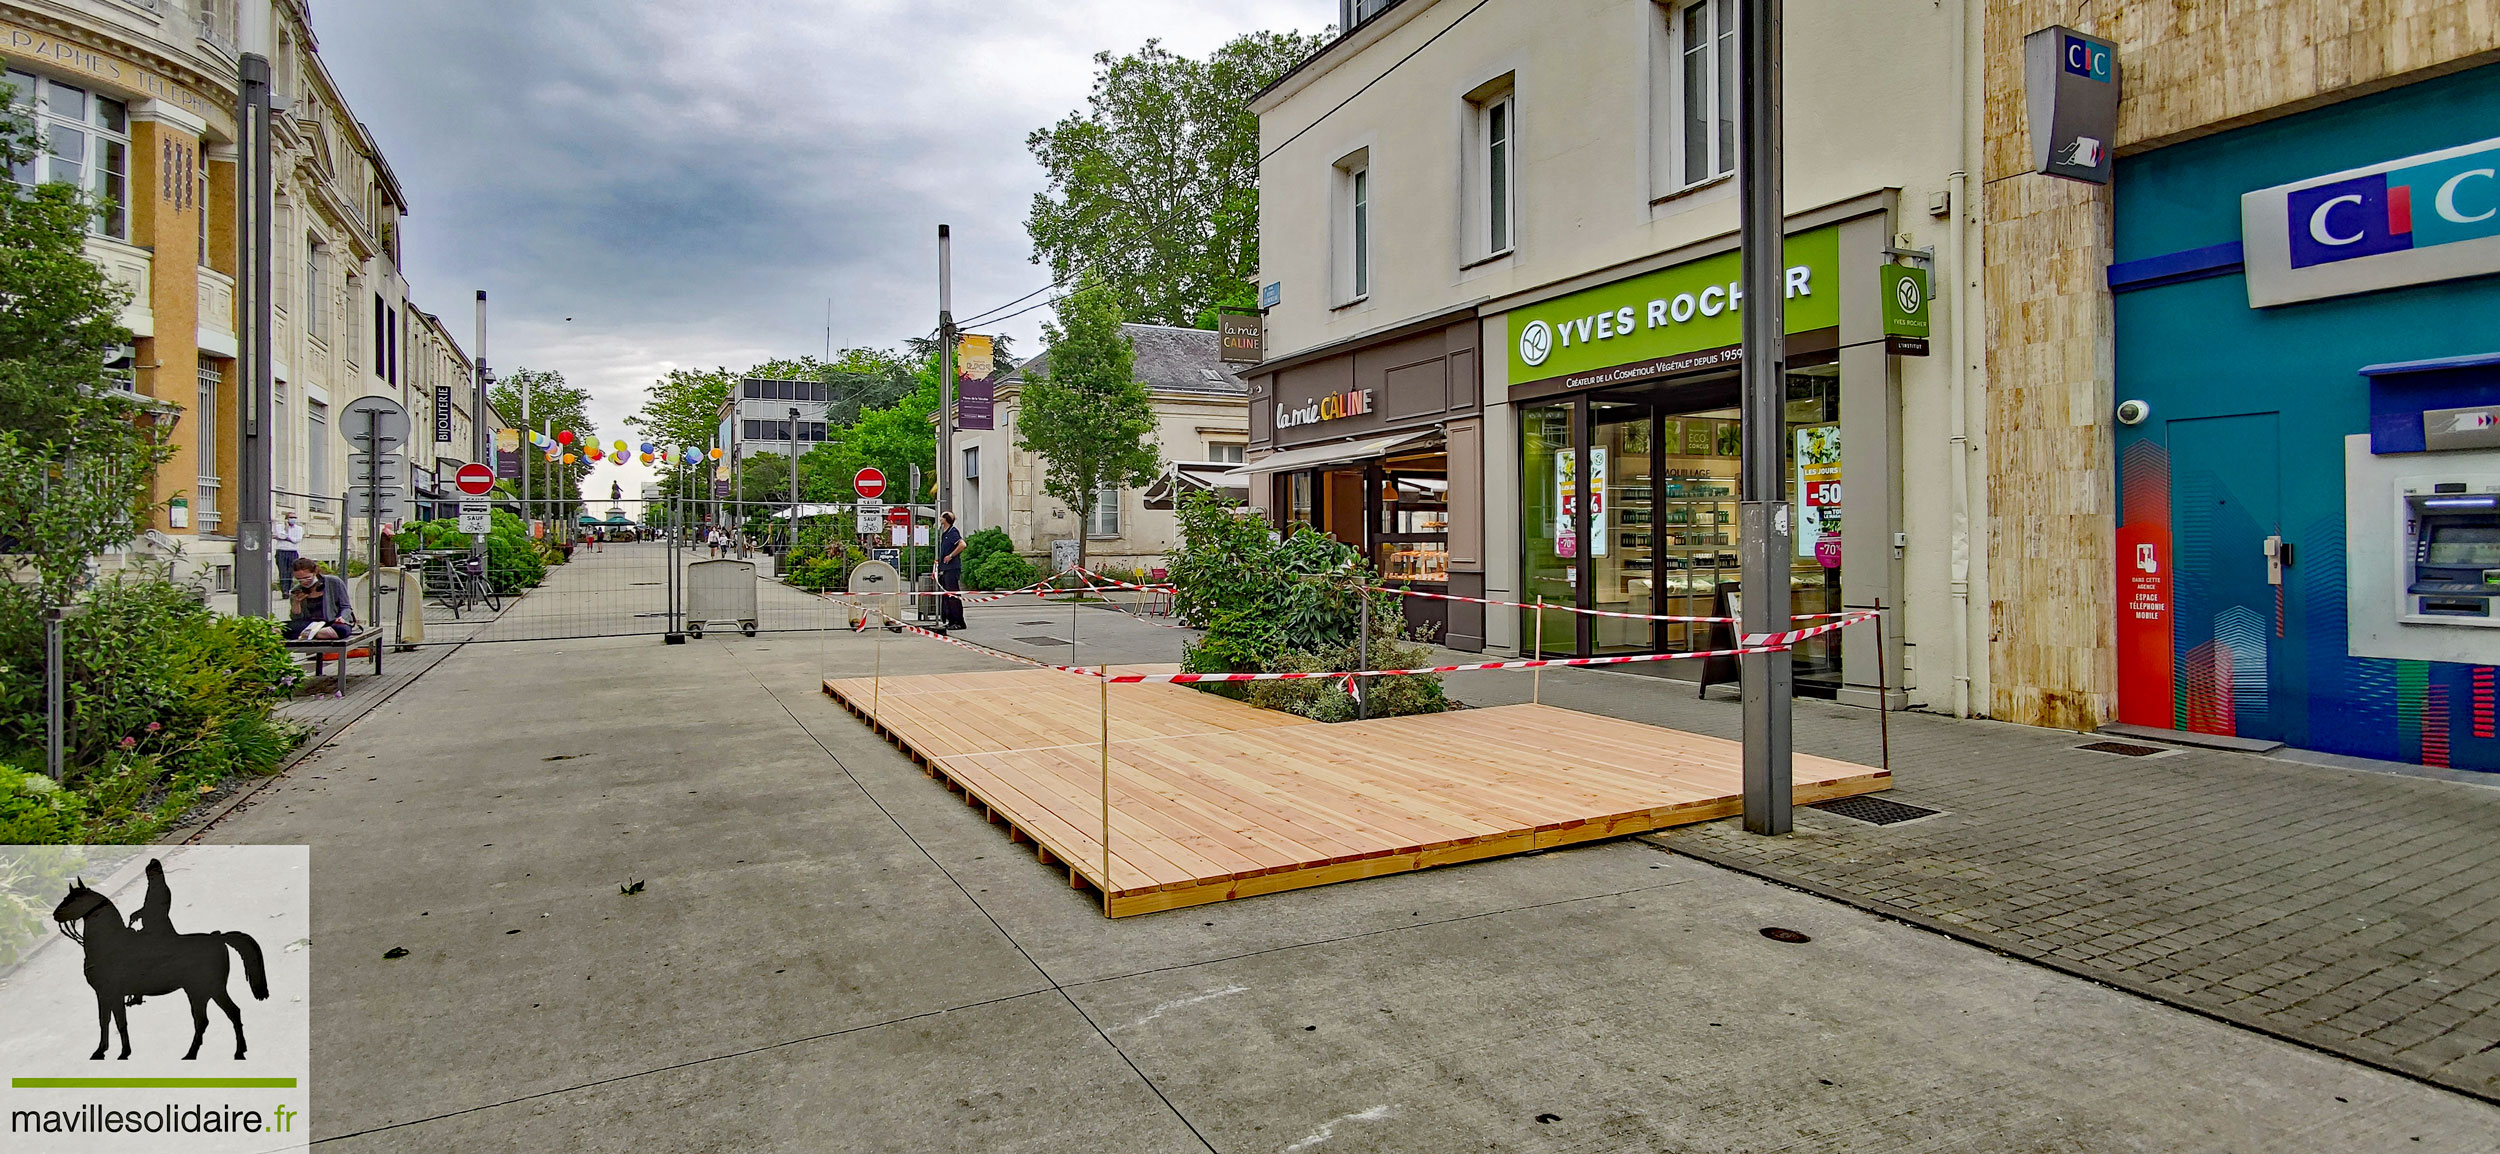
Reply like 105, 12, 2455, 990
1014, 287, 1160, 572
0, 85, 162, 606
1024, 30, 1328, 328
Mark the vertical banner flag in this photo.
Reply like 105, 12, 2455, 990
495, 427, 522, 479
956, 333, 996, 430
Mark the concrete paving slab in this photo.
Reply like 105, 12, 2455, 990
316, 992, 1207, 1154
1069, 856, 2500, 1153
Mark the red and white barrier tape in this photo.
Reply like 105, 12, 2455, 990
1361, 583, 1867, 625
1101, 641, 1790, 684
1741, 611, 1879, 648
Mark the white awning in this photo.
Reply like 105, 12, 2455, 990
1144, 461, 1251, 509
1220, 430, 1441, 480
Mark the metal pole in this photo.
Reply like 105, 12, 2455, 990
1100, 662, 1111, 917
1356, 594, 1370, 720
1534, 596, 1545, 705
520, 373, 531, 541
937, 224, 956, 522
235, 54, 274, 616
472, 291, 489, 567
43, 610, 63, 781
367, 408, 382, 631
1737, 0, 1794, 836
1875, 598, 1892, 779
789, 406, 802, 560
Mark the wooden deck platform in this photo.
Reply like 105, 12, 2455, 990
823, 668, 1889, 916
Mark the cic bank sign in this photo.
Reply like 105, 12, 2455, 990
2243, 134, 2500, 307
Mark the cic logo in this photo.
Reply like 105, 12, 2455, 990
2062, 35, 2112, 83
2287, 144, 2500, 269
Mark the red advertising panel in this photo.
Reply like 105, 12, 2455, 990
2115, 523, 2175, 727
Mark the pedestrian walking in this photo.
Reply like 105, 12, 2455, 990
272, 510, 304, 590
936, 511, 969, 634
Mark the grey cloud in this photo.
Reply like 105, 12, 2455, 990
315, 0, 1332, 483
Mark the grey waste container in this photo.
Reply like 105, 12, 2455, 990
685, 558, 757, 638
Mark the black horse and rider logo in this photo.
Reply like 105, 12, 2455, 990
49, 859, 271, 1061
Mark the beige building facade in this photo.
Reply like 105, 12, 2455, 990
955, 324, 1249, 573
1250, 0, 1982, 704
4, 0, 472, 610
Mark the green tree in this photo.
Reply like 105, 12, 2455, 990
1014, 287, 1160, 573
1025, 30, 1328, 328
489, 369, 597, 523
626, 367, 734, 457
0, 77, 162, 607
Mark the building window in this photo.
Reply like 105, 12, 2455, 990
373, 294, 387, 379
1207, 442, 1245, 464
307, 399, 329, 503
1340, 0, 1400, 31
304, 242, 326, 341
1334, 150, 1371, 303
274, 385, 290, 507
1465, 77, 1516, 261
4, 70, 130, 239
1664, 0, 1736, 192
195, 359, 221, 531
1088, 485, 1121, 537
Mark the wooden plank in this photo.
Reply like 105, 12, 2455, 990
827, 671, 1890, 915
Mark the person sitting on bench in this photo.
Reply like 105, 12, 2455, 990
285, 558, 357, 641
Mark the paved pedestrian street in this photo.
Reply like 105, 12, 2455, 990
183, 578, 2500, 1150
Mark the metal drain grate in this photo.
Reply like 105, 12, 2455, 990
1013, 636, 1072, 646
1809, 795, 1941, 826
2077, 740, 2166, 757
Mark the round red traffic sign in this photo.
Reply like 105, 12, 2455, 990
455, 463, 495, 495
853, 467, 886, 499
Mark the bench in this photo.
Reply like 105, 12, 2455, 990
285, 626, 384, 697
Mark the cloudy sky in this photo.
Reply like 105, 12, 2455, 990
314, 0, 1333, 492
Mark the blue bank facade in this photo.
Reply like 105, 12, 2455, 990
2109, 63, 2500, 772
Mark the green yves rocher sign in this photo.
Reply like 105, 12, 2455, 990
1881, 263, 1932, 355
1507, 226, 1841, 388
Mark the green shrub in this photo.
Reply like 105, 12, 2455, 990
1167, 491, 1445, 721
0, 574, 304, 844
968, 550, 1040, 592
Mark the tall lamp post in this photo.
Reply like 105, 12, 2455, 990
788, 406, 802, 553
1737, 0, 1794, 835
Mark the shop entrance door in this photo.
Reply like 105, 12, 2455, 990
2167, 413, 2285, 740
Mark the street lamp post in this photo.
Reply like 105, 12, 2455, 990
788, 406, 801, 554
1737, 0, 1794, 836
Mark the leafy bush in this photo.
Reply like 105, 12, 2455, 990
968, 549, 1040, 592
1167, 490, 1445, 720
0, 573, 304, 843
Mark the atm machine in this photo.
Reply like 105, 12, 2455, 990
2402, 476, 2500, 625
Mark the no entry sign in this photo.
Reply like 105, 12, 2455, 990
455, 462, 496, 495
853, 467, 886, 499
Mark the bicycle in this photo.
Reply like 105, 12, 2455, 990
429, 555, 501, 618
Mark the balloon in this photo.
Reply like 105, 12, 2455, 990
557, 430, 575, 445
708, 447, 722, 460
563, 453, 577, 464
615, 440, 628, 453
640, 453, 653, 464
545, 451, 559, 461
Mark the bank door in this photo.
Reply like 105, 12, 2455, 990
2166, 413, 2287, 740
